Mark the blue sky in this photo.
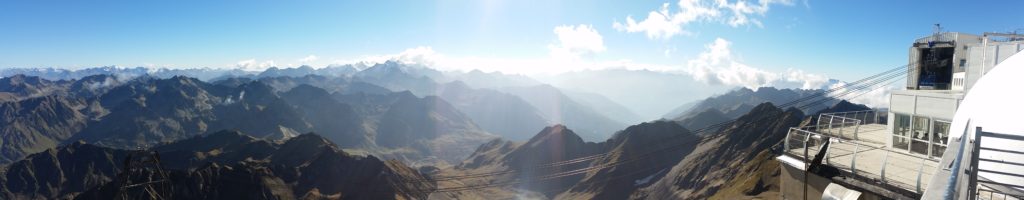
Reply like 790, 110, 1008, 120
1, 0, 1021, 85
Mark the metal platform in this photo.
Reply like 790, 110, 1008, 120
783, 110, 940, 195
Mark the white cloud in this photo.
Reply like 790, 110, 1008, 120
685, 37, 829, 90
390, 46, 443, 66
235, 59, 277, 71
685, 38, 774, 88
826, 81, 899, 109
299, 55, 319, 63
664, 46, 678, 58
548, 24, 606, 60
720, 0, 794, 27
613, 1, 718, 40
332, 45, 673, 75
331, 26, 608, 75
614, 0, 794, 40
335, 46, 443, 67
778, 69, 831, 89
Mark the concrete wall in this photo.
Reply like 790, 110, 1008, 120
780, 164, 832, 200
780, 162, 899, 200
963, 41, 1024, 90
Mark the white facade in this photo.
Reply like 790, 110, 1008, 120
887, 32, 1024, 158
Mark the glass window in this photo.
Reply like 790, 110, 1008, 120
911, 116, 931, 155
893, 114, 911, 151
894, 114, 911, 137
893, 136, 910, 151
932, 121, 951, 157
913, 116, 930, 141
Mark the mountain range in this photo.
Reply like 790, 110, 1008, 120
0, 62, 871, 200
667, 87, 841, 133
1, 130, 434, 200
0, 73, 498, 167
432, 102, 809, 199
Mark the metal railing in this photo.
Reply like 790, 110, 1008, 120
820, 109, 884, 125
783, 110, 941, 195
784, 127, 824, 161
813, 110, 886, 140
967, 127, 1024, 199
923, 126, 1024, 200
784, 126, 939, 191
807, 120, 862, 140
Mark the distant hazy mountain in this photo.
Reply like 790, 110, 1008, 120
661, 100, 698, 119
353, 61, 443, 97
0, 66, 254, 82
372, 93, 497, 163
534, 69, 731, 121
562, 89, 645, 125
1, 131, 434, 200
500, 84, 629, 141
444, 69, 542, 89
347, 62, 623, 142
328, 88, 500, 164
667, 87, 838, 132
0, 64, 372, 83
256, 65, 318, 78
434, 81, 551, 141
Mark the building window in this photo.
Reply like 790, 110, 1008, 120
932, 121, 950, 157
893, 114, 911, 151
910, 116, 931, 155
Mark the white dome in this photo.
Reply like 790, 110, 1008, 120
949, 51, 1024, 138
948, 50, 1024, 190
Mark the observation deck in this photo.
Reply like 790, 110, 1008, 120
779, 110, 940, 199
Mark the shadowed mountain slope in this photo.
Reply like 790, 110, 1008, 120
1, 130, 436, 200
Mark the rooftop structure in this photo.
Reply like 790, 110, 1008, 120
778, 27, 1024, 200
